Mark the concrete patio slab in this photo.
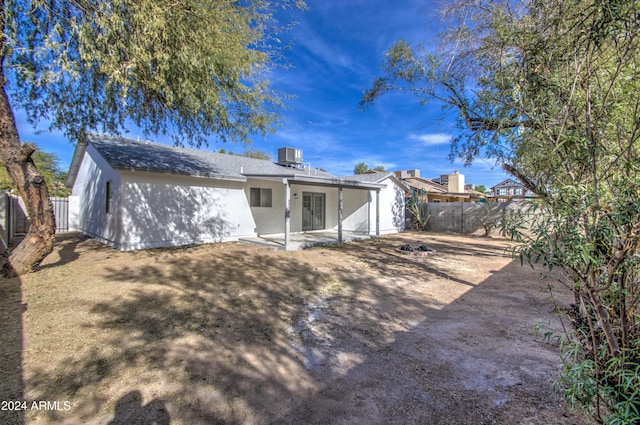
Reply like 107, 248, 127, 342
239, 230, 373, 250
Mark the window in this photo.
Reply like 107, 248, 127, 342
514, 188, 523, 195
498, 188, 507, 196
106, 180, 113, 213
250, 188, 272, 207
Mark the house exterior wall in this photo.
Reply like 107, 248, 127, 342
254, 182, 402, 236
68, 196, 80, 231
246, 178, 287, 235
320, 178, 405, 235
71, 147, 405, 250
288, 185, 340, 233
341, 189, 370, 233
71, 145, 122, 246
72, 146, 258, 251
370, 178, 406, 234
116, 171, 257, 251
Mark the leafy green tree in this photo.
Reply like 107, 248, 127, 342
474, 185, 487, 194
362, 0, 640, 422
353, 162, 369, 174
0, 145, 70, 197
0, 0, 305, 275
372, 165, 386, 172
243, 149, 272, 160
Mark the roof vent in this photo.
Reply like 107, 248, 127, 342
277, 147, 303, 166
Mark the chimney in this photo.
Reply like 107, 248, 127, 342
447, 170, 465, 193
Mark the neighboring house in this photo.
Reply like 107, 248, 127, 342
488, 178, 535, 202
66, 135, 408, 251
465, 185, 487, 201
397, 170, 485, 202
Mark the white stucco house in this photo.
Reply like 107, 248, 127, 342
66, 135, 408, 251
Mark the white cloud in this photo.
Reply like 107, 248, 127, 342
409, 133, 452, 146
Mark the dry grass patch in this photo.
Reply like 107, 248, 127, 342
0, 232, 591, 425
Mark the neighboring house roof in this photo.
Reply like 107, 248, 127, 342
490, 178, 523, 189
402, 177, 448, 194
465, 188, 487, 197
66, 134, 385, 190
402, 176, 484, 199
488, 178, 537, 199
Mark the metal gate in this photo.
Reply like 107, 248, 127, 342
3, 194, 70, 244
51, 197, 68, 233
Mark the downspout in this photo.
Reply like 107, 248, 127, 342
338, 187, 343, 243
284, 179, 291, 250
367, 191, 371, 235
376, 189, 381, 237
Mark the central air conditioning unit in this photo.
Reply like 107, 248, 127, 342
400, 169, 420, 178
277, 147, 303, 166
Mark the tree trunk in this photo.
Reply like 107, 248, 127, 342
0, 0, 56, 277
0, 79, 55, 277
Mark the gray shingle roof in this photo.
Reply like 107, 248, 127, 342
402, 177, 448, 193
342, 172, 395, 183
344, 172, 411, 193
88, 134, 337, 180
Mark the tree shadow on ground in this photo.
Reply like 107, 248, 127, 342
0, 274, 25, 425
23, 234, 588, 424
25, 243, 430, 424
107, 390, 170, 425
38, 232, 109, 270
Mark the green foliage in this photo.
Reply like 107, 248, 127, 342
353, 162, 369, 174
353, 163, 385, 174
552, 340, 640, 424
4, 0, 306, 146
242, 149, 271, 160
506, 186, 640, 423
0, 145, 70, 197
475, 184, 487, 194
364, 0, 640, 422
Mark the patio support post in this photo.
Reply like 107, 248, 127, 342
376, 189, 380, 236
284, 180, 291, 250
338, 187, 343, 243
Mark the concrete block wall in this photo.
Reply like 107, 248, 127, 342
414, 201, 536, 235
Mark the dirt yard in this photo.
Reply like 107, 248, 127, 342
0, 232, 590, 425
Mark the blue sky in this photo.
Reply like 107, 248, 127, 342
14, 0, 508, 188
